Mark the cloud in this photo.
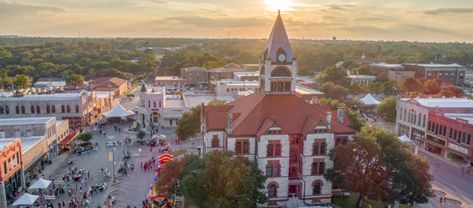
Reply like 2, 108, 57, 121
324, 4, 356, 11
165, 15, 267, 28
0, 2, 65, 15
424, 8, 473, 15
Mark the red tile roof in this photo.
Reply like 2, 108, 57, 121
203, 93, 355, 136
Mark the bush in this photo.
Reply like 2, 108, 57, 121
77, 132, 93, 142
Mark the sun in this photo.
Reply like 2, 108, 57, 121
265, 0, 294, 12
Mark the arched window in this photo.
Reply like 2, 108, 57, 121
271, 67, 291, 77
46, 105, 51, 114
267, 183, 278, 198
5, 106, 9, 114
31, 105, 35, 114
313, 180, 323, 195
0, 106, 3, 114
16, 106, 20, 114
76, 105, 79, 113
211, 136, 219, 148
153, 102, 156, 108
66, 105, 71, 113
52, 105, 56, 113
36, 106, 40, 114
21, 106, 25, 114
61, 105, 65, 113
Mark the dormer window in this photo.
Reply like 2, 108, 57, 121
268, 127, 281, 135
315, 126, 328, 134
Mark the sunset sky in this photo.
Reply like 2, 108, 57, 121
1, 0, 473, 42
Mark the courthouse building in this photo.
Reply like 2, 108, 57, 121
201, 12, 355, 206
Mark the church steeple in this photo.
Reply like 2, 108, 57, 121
259, 12, 297, 95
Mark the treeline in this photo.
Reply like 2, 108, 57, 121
1, 37, 473, 81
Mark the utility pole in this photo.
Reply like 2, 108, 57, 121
108, 84, 112, 110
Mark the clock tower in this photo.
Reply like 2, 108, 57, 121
259, 11, 297, 95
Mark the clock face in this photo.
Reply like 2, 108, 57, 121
278, 53, 286, 62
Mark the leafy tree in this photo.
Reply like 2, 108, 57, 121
77, 132, 93, 142
66, 74, 85, 88
176, 105, 202, 142
176, 100, 226, 142
348, 109, 366, 131
422, 79, 441, 95
319, 66, 350, 86
328, 137, 391, 208
180, 151, 266, 207
377, 96, 397, 122
402, 77, 422, 92
321, 82, 349, 100
12, 74, 31, 90
358, 126, 433, 204
0, 71, 12, 90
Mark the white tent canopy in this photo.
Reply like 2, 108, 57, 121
398, 135, 414, 143
102, 103, 134, 118
360, 93, 381, 106
28, 178, 52, 190
12, 193, 39, 206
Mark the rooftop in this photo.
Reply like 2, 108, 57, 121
403, 63, 464, 68
444, 113, 473, 125
207, 63, 247, 73
165, 99, 186, 108
0, 139, 18, 150
0, 91, 85, 101
215, 79, 259, 86
183, 94, 234, 108
369, 63, 404, 68
183, 67, 207, 72
1, 136, 45, 154
0, 117, 56, 126
295, 85, 324, 95
406, 98, 473, 108
155, 76, 184, 81
347, 75, 377, 79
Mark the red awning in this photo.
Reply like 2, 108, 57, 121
59, 131, 79, 145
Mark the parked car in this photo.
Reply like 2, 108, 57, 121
106, 141, 116, 147
75, 146, 93, 154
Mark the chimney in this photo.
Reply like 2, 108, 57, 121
227, 113, 233, 134
337, 107, 346, 123
326, 112, 332, 129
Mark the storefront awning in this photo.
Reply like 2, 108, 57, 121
59, 131, 78, 145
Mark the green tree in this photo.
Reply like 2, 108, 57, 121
321, 82, 349, 100
0, 71, 12, 90
66, 74, 85, 88
422, 79, 441, 95
328, 137, 391, 208
12, 74, 31, 90
180, 151, 266, 207
77, 132, 93, 142
176, 100, 226, 142
377, 96, 397, 122
358, 126, 433, 204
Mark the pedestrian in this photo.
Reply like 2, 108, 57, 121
440, 197, 443, 203
58, 202, 62, 208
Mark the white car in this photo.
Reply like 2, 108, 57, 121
105, 141, 116, 147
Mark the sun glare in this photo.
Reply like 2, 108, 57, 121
265, 0, 294, 12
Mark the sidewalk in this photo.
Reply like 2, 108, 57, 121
42, 152, 72, 178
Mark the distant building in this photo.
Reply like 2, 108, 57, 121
396, 98, 473, 161
369, 63, 467, 86
33, 78, 66, 88
180, 67, 208, 89
89, 77, 128, 96
212, 80, 260, 96
295, 85, 325, 104
207, 63, 248, 81
154, 76, 186, 87
0, 91, 96, 129
233, 71, 259, 81
402, 63, 466, 86
347, 75, 376, 86
0, 117, 69, 160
